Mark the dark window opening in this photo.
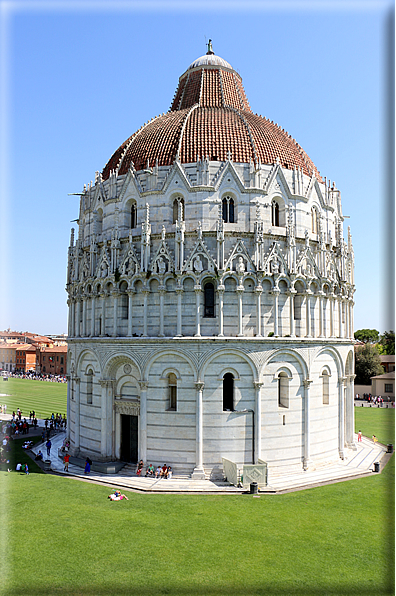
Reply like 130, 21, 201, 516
272, 201, 280, 227
222, 197, 235, 223
223, 373, 234, 411
168, 373, 177, 411
204, 283, 215, 317
131, 203, 137, 229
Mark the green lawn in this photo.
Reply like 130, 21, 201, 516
355, 406, 395, 445
0, 407, 394, 596
0, 378, 66, 419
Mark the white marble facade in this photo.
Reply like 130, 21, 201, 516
66, 51, 356, 479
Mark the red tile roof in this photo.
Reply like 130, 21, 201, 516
102, 54, 322, 182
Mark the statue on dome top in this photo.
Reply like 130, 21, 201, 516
206, 39, 214, 55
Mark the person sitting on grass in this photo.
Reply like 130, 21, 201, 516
145, 463, 154, 477
108, 490, 129, 501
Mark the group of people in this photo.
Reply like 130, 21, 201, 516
355, 393, 394, 406
44, 413, 66, 430
9, 372, 67, 383
136, 460, 173, 479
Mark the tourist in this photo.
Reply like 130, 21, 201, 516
160, 464, 167, 478
165, 465, 172, 479
24, 463, 29, 475
372, 435, 378, 444
84, 457, 91, 474
136, 460, 144, 476
16, 463, 22, 472
155, 465, 162, 478
35, 450, 43, 461
63, 453, 70, 472
145, 463, 155, 477
46, 439, 52, 457
357, 430, 362, 442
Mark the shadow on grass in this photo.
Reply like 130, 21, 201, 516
3, 584, 395, 596
0, 435, 44, 474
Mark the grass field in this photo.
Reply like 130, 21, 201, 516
0, 378, 67, 419
0, 392, 394, 595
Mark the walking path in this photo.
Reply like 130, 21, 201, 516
29, 430, 388, 494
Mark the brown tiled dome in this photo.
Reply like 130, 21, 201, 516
102, 51, 322, 182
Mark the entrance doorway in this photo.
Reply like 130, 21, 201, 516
121, 415, 138, 463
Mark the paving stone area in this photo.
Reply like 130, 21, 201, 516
29, 428, 388, 495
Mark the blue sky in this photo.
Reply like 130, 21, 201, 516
0, 0, 394, 335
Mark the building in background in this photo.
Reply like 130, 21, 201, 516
0, 329, 67, 374
66, 45, 355, 478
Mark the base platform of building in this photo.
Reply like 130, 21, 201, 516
29, 431, 390, 494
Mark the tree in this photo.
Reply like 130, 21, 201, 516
354, 344, 384, 385
378, 330, 395, 355
354, 329, 380, 343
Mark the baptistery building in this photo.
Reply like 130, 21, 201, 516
66, 43, 356, 479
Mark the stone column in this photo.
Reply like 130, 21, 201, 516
350, 300, 354, 338
217, 285, 225, 337
66, 374, 71, 440
76, 300, 81, 337
112, 292, 118, 337
68, 300, 73, 337
194, 286, 202, 337
101, 293, 106, 336
338, 376, 346, 459
176, 287, 183, 337
305, 292, 312, 338
322, 295, 327, 338
303, 379, 313, 470
345, 374, 356, 449
338, 298, 343, 338
127, 290, 134, 336
159, 287, 165, 337
318, 292, 324, 337
91, 295, 96, 337
70, 300, 75, 337
237, 285, 244, 337
73, 377, 80, 453
287, 290, 296, 337
329, 295, 334, 338
99, 379, 114, 460
255, 286, 262, 337
139, 381, 148, 463
254, 382, 263, 463
143, 290, 150, 337
272, 288, 280, 337
192, 381, 205, 479
82, 297, 87, 337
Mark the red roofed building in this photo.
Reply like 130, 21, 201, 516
36, 345, 67, 376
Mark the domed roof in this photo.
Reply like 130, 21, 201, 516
102, 46, 322, 182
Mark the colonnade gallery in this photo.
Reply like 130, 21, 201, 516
66, 44, 356, 478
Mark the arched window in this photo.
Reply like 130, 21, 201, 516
173, 197, 185, 223
131, 202, 137, 229
322, 370, 330, 404
168, 373, 177, 411
96, 209, 103, 235
86, 370, 93, 404
204, 282, 215, 317
222, 196, 235, 223
223, 373, 234, 411
272, 201, 280, 227
311, 207, 318, 234
119, 282, 128, 320
278, 371, 289, 408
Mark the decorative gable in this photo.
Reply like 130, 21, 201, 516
224, 239, 256, 273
